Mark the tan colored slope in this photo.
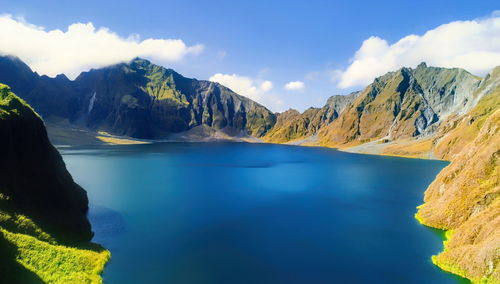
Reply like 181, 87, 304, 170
318, 64, 482, 149
263, 92, 359, 144
413, 83, 500, 283
263, 108, 319, 143
318, 70, 425, 147
416, 107, 499, 283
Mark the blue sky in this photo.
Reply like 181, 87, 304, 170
0, 0, 499, 111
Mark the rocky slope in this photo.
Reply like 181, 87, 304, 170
0, 84, 108, 283
414, 68, 500, 283
0, 56, 276, 141
318, 63, 481, 147
263, 92, 358, 143
417, 104, 499, 283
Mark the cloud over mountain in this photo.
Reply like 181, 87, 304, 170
335, 12, 500, 88
0, 15, 204, 79
209, 73, 273, 101
209, 73, 285, 111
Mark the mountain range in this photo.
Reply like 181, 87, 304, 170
0, 56, 276, 141
0, 55, 498, 283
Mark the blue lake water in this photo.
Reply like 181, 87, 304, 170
60, 142, 468, 284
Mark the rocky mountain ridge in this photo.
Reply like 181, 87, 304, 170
317, 63, 483, 147
0, 56, 276, 141
263, 92, 359, 143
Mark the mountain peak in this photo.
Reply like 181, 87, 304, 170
129, 57, 152, 66
127, 57, 182, 79
416, 62, 428, 69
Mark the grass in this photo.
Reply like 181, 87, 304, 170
0, 199, 109, 284
1, 84, 110, 283
428, 229, 497, 284
0, 83, 40, 120
96, 131, 150, 144
0, 190, 109, 284
2, 228, 109, 284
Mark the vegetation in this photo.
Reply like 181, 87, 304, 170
415, 85, 500, 283
263, 108, 318, 143
1, 217, 109, 284
264, 93, 359, 144
0, 84, 109, 283
318, 64, 480, 147
0, 83, 39, 119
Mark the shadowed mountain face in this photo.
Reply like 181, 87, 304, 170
0, 84, 108, 284
0, 56, 276, 139
0, 84, 91, 243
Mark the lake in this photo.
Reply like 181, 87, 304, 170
60, 142, 468, 284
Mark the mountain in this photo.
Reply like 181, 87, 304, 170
0, 84, 109, 283
318, 63, 482, 147
0, 56, 276, 141
415, 67, 500, 283
263, 92, 359, 143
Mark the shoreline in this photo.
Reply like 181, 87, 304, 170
61, 135, 472, 283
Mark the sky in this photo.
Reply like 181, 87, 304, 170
0, 0, 499, 112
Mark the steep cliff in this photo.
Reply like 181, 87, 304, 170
0, 56, 276, 140
414, 69, 500, 283
0, 84, 109, 283
417, 108, 499, 283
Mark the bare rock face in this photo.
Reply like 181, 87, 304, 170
318, 63, 482, 147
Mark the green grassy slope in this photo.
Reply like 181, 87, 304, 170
0, 84, 109, 283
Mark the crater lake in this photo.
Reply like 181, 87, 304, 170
60, 142, 468, 284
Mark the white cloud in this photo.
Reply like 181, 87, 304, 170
0, 15, 204, 79
260, 80, 273, 92
335, 12, 500, 89
284, 81, 305, 91
208, 73, 273, 101
209, 73, 284, 110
